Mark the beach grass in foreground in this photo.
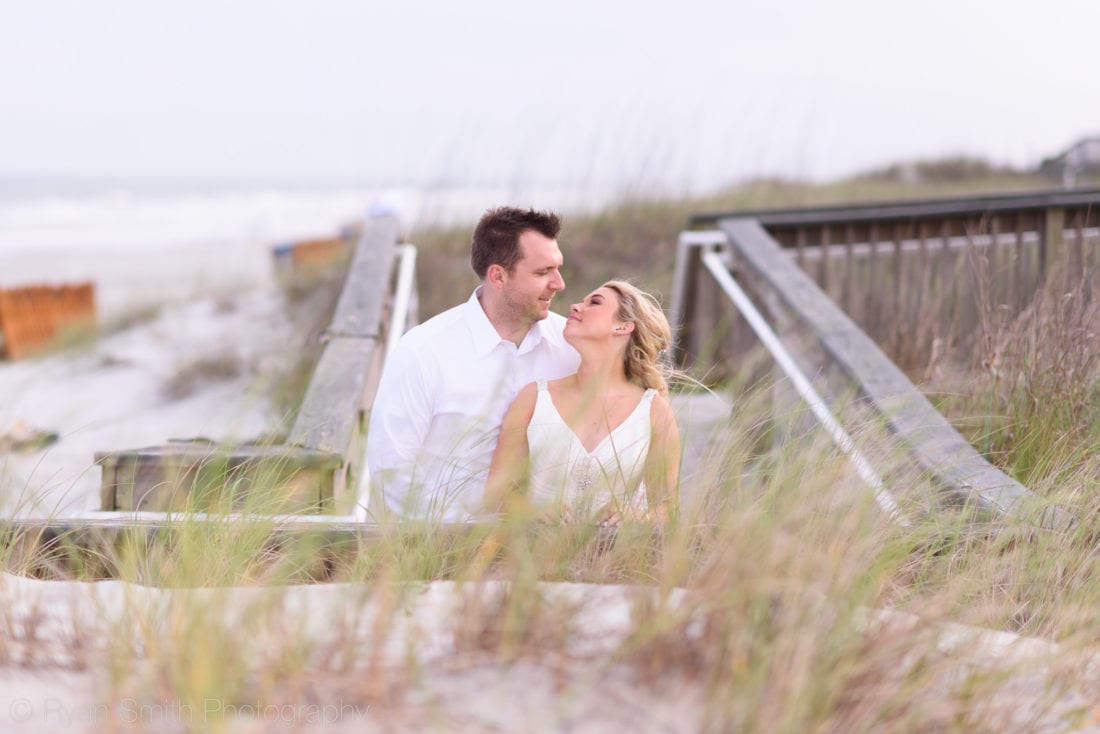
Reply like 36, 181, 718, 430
1, 415, 1096, 731
1, 351, 1098, 731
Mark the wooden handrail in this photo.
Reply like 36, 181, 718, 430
716, 219, 1038, 518
680, 188, 1100, 378
689, 187, 1100, 229
287, 213, 400, 455
95, 213, 403, 514
672, 217, 1070, 527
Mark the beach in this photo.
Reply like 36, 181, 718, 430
0, 187, 342, 518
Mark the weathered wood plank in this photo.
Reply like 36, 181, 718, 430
96, 444, 342, 512
718, 218, 1048, 522
692, 188, 1100, 229
288, 213, 401, 453
1043, 206, 1066, 285
670, 235, 706, 367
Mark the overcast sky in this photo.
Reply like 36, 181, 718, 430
2, 0, 1098, 192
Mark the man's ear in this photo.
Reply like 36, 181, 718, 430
486, 263, 508, 288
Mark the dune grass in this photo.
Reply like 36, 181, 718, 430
2, 370, 1098, 730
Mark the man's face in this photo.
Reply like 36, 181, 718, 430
500, 229, 565, 325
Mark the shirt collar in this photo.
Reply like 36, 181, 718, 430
463, 287, 558, 357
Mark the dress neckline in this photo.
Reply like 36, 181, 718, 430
540, 383, 654, 455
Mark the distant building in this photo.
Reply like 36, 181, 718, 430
1040, 137, 1100, 187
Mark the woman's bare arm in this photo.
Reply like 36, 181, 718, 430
644, 393, 681, 522
484, 382, 538, 514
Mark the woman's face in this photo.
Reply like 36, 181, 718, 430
564, 286, 625, 343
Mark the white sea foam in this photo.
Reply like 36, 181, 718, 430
0, 181, 619, 252
0, 187, 397, 253
0, 180, 622, 321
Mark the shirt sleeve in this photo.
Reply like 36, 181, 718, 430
365, 334, 435, 517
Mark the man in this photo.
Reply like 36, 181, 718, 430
366, 207, 580, 521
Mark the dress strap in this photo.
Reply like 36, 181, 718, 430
642, 388, 657, 402
536, 379, 549, 391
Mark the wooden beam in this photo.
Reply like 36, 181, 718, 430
717, 217, 1055, 524
691, 187, 1100, 230
96, 444, 342, 513
289, 213, 401, 453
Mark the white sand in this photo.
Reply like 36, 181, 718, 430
0, 571, 1097, 733
0, 238, 298, 517
0, 573, 708, 733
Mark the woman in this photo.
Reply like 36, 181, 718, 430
486, 280, 681, 524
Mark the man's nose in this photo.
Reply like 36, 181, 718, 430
550, 271, 565, 291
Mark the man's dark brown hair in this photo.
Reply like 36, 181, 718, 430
470, 207, 561, 279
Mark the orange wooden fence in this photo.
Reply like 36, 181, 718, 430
292, 237, 351, 269
0, 283, 96, 359
272, 236, 352, 277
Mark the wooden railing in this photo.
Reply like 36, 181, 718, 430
672, 189, 1097, 525
285, 214, 402, 499
686, 189, 1100, 372
96, 213, 404, 514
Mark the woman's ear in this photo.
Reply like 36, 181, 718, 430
614, 321, 635, 336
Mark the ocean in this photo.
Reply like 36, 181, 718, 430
0, 179, 621, 318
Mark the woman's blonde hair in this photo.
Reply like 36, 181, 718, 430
603, 280, 673, 395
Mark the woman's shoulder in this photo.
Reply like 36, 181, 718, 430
648, 392, 677, 426
545, 375, 576, 394
515, 381, 542, 401
515, 377, 558, 396
502, 381, 541, 426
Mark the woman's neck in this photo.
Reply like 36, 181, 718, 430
572, 345, 630, 394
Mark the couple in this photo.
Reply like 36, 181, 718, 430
365, 206, 680, 524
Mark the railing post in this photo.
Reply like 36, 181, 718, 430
670, 231, 709, 367
1042, 206, 1066, 286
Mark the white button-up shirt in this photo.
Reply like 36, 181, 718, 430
366, 289, 580, 521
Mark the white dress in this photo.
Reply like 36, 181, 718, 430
526, 380, 656, 517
